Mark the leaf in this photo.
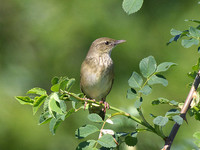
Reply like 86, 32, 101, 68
26, 87, 47, 96
152, 98, 169, 105
189, 26, 200, 37
138, 85, 152, 95
153, 116, 168, 126
139, 56, 157, 78
122, 0, 143, 15
148, 75, 168, 87
165, 109, 180, 117
15, 96, 34, 105
66, 78, 76, 91
181, 38, 199, 48
185, 19, 200, 24
51, 84, 60, 92
75, 125, 99, 139
39, 111, 52, 125
128, 72, 143, 89
170, 28, 182, 36
134, 97, 143, 108
97, 134, 117, 148
76, 140, 97, 150
125, 136, 137, 146
126, 88, 137, 99
172, 115, 183, 125
51, 76, 59, 85
193, 132, 200, 139
33, 95, 47, 115
49, 117, 62, 135
156, 62, 176, 73
88, 114, 103, 122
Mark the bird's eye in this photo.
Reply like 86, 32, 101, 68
105, 41, 109, 45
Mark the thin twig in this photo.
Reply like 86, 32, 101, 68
162, 70, 200, 150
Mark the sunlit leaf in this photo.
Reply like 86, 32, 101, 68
122, 0, 143, 15
139, 56, 157, 78
153, 116, 168, 126
97, 134, 117, 148
170, 28, 182, 36
39, 111, 52, 125
15, 96, 34, 105
126, 88, 137, 99
33, 95, 47, 115
88, 114, 103, 123
75, 124, 99, 139
66, 78, 76, 91
189, 26, 200, 37
49, 117, 62, 135
148, 75, 168, 87
156, 62, 176, 73
138, 85, 152, 95
128, 72, 143, 89
182, 38, 199, 48
172, 115, 183, 125
26, 87, 47, 96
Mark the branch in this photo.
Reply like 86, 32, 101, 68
162, 70, 200, 150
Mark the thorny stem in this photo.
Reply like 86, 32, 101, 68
162, 70, 200, 150
62, 91, 166, 139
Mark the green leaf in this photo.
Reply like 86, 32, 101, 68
181, 38, 199, 48
134, 97, 143, 108
76, 140, 97, 150
15, 96, 34, 105
49, 117, 62, 135
88, 114, 103, 122
170, 29, 182, 36
153, 116, 168, 126
172, 115, 183, 125
59, 100, 67, 113
75, 125, 99, 139
148, 75, 168, 87
122, 0, 143, 15
189, 26, 200, 37
51, 76, 59, 85
138, 85, 152, 95
125, 136, 138, 146
33, 95, 47, 115
156, 62, 176, 73
126, 88, 137, 99
39, 111, 52, 125
26, 87, 47, 96
128, 72, 143, 89
48, 93, 64, 117
165, 109, 180, 117
51, 84, 60, 92
185, 19, 200, 24
193, 132, 200, 139
139, 56, 157, 78
66, 78, 76, 91
97, 134, 117, 148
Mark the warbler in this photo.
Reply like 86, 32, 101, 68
80, 37, 125, 120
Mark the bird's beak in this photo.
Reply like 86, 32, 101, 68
114, 40, 126, 45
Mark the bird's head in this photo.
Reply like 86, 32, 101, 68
88, 37, 126, 56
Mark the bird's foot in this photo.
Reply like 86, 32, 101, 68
83, 98, 96, 110
100, 101, 110, 113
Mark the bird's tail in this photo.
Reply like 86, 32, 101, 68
89, 104, 105, 120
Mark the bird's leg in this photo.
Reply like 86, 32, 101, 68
99, 98, 110, 113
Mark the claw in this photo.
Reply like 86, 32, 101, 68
100, 101, 110, 113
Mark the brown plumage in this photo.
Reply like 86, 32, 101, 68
80, 37, 125, 120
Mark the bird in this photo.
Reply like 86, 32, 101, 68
80, 37, 126, 120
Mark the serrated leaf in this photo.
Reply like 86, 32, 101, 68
148, 75, 168, 87
126, 88, 137, 99
170, 29, 182, 36
66, 78, 75, 91
75, 125, 99, 139
49, 117, 62, 135
125, 136, 137, 146
156, 62, 176, 73
97, 134, 117, 148
39, 111, 52, 125
134, 97, 143, 108
139, 56, 157, 78
122, 0, 143, 15
153, 116, 168, 126
33, 95, 47, 115
76, 140, 97, 150
189, 26, 200, 37
26, 87, 47, 96
15, 96, 34, 105
172, 115, 183, 125
138, 85, 152, 95
182, 38, 199, 48
88, 113, 103, 122
128, 72, 143, 89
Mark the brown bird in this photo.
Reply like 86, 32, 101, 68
80, 37, 126, 120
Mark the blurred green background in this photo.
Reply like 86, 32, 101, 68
1, 0, 200, 149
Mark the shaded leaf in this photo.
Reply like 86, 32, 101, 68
126, 88, 137, 99
97, 134, 117, 148
49, 117, 62, 135
148, 75, 168, 87
128, 72, 143, 89
156, 62, 176, 73
51, 76, 59, 85
139, 85, 152, 95
15, 96, 34, 105
139, 56, 157, 78
193, 132, 200, 139
182, 38, 199, 48
122, 0, 143, 15
76, 140, 97, 150
153, 116, 168, 126
26, 87, 47, 96
125, 136, 137, 146
39, 111, 52, 125
88, 114, 103, 123
75, 125, 99, 139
